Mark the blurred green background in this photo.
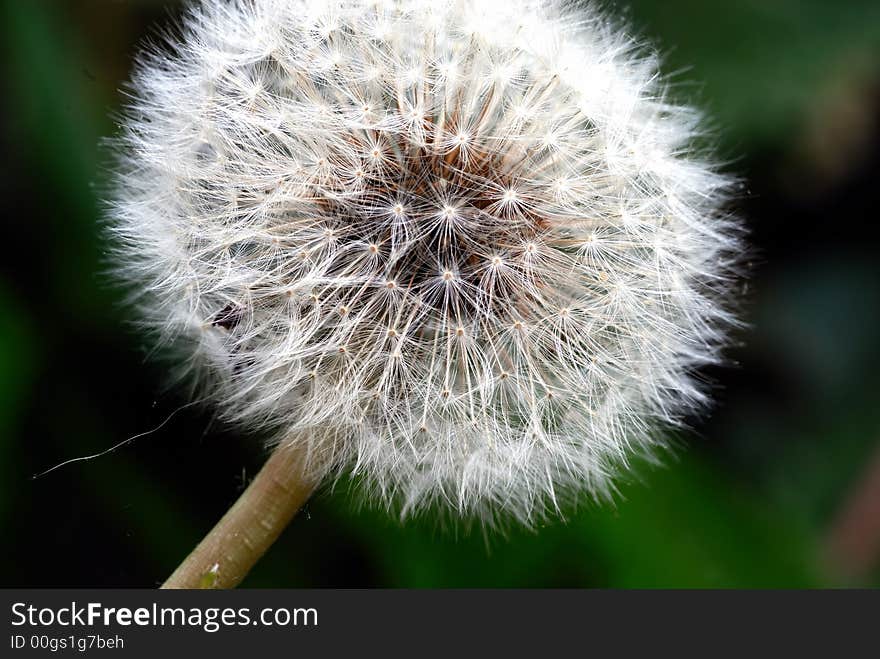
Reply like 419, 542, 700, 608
2, 0, 880, 588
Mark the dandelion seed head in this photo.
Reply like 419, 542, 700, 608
110, 0, 744, 525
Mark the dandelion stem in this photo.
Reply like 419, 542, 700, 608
161, 442, 316, 589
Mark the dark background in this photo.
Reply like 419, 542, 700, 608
1, 0, 879, 587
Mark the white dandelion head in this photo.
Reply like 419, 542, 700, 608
110, 0, 744, 524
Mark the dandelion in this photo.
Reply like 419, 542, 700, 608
110, 0, 743, 586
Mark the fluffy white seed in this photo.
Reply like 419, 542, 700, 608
110, 0, 744, 524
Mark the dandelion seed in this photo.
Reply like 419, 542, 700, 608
110, 0, 744, 525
